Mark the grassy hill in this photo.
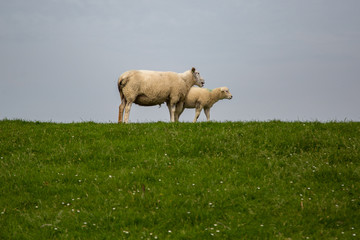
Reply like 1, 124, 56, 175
0, 120, 359, 239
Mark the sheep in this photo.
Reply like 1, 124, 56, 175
117, 67, 205, 123
178, 87, 232, 122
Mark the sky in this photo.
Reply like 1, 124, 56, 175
1, 0, 359, 122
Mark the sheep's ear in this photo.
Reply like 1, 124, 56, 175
191, 67, 196, 73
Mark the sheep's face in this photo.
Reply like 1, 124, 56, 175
221, 87, 233, 100
192, 67, 205, 87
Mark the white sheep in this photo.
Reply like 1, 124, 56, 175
117, 67, 205, 123
178, 87, 232, 122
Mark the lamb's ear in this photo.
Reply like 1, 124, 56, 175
220, 87, 228, 92
191, 67, 196, 73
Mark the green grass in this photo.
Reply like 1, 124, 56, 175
1, 120, 359, 239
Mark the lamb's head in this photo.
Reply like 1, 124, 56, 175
220, 87, 233, 100
192, 67, 205, 87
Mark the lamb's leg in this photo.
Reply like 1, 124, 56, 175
204, 108, 210, 121
124, 102, 133, 123
193, 107, 202, 123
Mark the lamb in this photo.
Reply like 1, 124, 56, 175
178, 87, 232, 122
117, 67, 205, 123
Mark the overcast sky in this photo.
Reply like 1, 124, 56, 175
1, 0, 359, 122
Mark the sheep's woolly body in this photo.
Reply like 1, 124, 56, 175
117, 68, 204, 123
179, 87, 232, 122
120, 70, 193, 106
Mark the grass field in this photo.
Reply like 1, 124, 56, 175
0, 120, 359, 239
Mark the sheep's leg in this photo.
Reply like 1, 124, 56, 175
118, 101, 125, 123
175, 102, 184, 122
124, 102, 133, 123
166, 102, 176, 122
170, 104, 176, 122
193, 107, 203, 123
204, 108, 210, 121
166, 102, 172, 121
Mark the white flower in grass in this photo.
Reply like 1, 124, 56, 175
168, 230, 172, 233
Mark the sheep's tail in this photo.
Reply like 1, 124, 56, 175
117, 77, 124, 100
117, 73, 131, 100
117, 76, 125, 92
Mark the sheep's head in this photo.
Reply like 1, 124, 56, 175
192, 67, 205, 87
220, 87, 233, 100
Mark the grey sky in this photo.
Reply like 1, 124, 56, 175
1, 0, 359, 122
